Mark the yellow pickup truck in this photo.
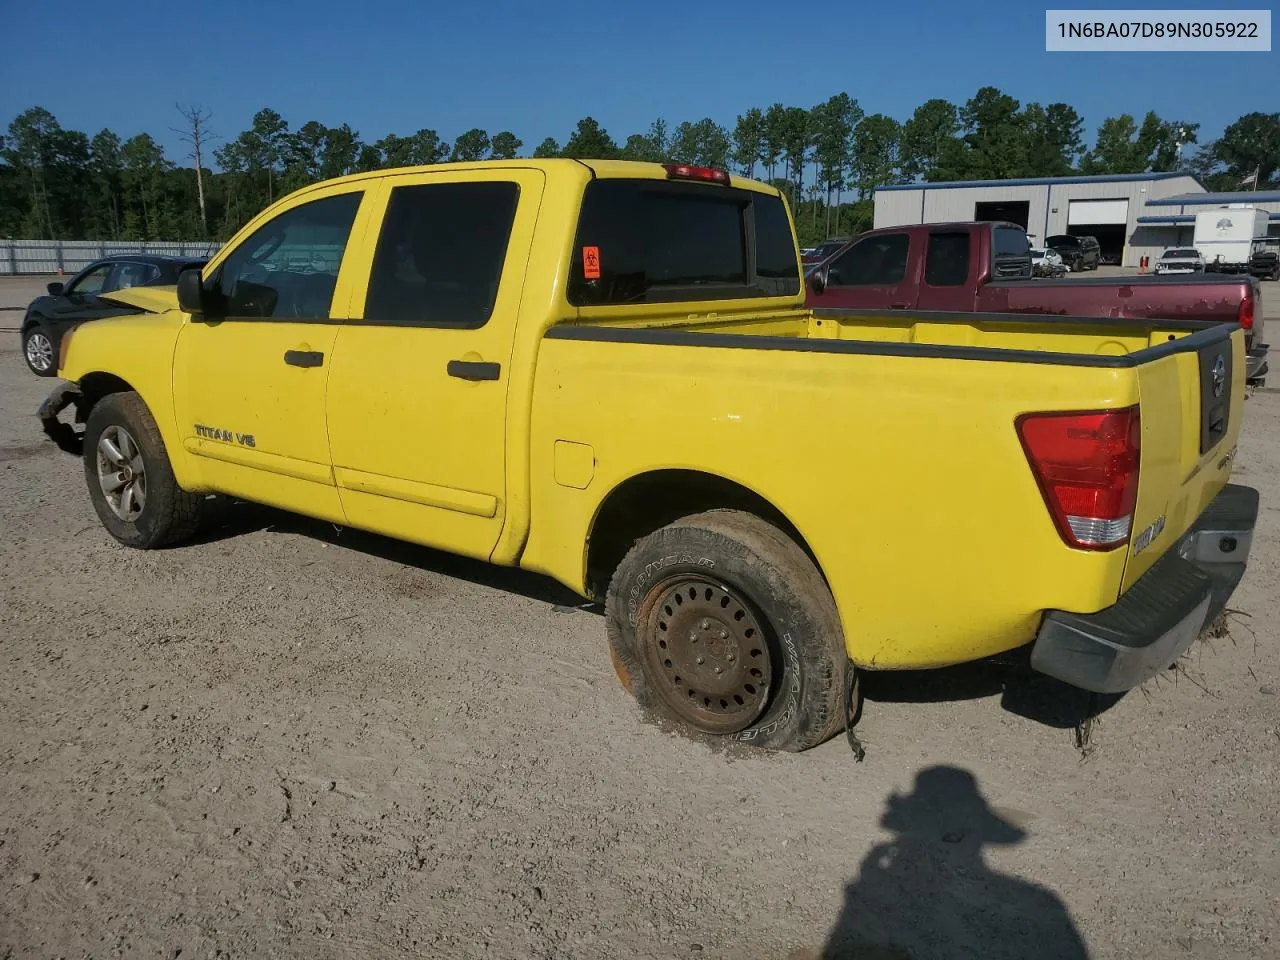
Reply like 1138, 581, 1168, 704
39, 159, 1259, 752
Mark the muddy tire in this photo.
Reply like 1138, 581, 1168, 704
83, 391, 203, 549
604, 509, 847, 752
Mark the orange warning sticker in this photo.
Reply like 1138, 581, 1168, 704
582, 245, 601, 280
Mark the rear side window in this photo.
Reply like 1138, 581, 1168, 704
568, 180, 799, 305
365, 181, 519, 328
925, 232, 969, 286
828, 233, 909, 286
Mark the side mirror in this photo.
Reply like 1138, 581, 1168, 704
809, 265, 828, 295
177, 268, 209, 317
47, 281, 64, 296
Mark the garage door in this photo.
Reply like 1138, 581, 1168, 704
1068, 199, 1129, 225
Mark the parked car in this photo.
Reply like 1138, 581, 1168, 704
806, 221, 1267, 384
1030, 247, 1067, 278
1155, 247, 1206, 275
38, 159, 1258, 753
1045, 234, 1101, 271
20, 254, 207, 377
1249, 236, 1280, 281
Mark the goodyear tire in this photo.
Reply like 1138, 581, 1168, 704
605, 509, 846, 752
83, 391, 204, 549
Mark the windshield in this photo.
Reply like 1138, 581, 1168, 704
1164, 249, 1199, 258
1046, 235, 1078, 247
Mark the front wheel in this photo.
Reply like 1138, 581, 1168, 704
22, 324, 57, 377
83, 391, 204, 548
605, 509, 847, 752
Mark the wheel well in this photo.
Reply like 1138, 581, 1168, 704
584, 470, 824, 600
76, 372, 135, 420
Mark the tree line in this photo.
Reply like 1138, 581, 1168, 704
2, 88, 1278, 248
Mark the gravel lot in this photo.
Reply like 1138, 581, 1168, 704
1, 276, 1278, 959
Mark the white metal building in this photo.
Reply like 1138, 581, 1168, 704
874, 173, 1280, 268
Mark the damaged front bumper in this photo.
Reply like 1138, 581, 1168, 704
37, 382, 85, 455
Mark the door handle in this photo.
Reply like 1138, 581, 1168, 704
447, 360, 501, 381
890, 301, 911, 310
284, 349, 324, 368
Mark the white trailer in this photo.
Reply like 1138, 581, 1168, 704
1194, 206, 1270, 273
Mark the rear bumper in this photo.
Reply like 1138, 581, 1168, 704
1030, 483, 1259, 694
1246, 343, 1269, 383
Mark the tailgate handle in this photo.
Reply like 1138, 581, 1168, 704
284, 349, 324, 368
447, 360, 501, 381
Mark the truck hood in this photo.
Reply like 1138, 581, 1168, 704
98, 285, 180, 314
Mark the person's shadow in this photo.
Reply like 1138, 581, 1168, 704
811, 766, 1090, 960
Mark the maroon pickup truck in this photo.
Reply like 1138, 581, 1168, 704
807, 221, 1268, 383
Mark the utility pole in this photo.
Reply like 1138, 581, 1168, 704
173, 104, 214, 235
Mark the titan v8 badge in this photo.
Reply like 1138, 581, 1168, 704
195, 424, 255, 447
1132, 515, 1166, 555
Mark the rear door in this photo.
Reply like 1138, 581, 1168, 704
915, 229, 976, 312
819, 231, 918, 310
324, 167, 544, 561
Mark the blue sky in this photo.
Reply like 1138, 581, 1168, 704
1, 0, 1275, 165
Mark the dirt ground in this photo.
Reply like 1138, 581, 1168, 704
1, 278, 1279, 959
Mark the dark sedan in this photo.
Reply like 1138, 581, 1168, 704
20, 254, 206, 376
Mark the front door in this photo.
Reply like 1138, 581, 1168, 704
325, 168, 544, 561
172, 187, 372, 521
818, 230, 918, 311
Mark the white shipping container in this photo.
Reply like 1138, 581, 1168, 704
1193, 206, 1269, 269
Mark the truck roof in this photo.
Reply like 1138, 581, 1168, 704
275, 158, 785, 199
865, 220, 1025, 233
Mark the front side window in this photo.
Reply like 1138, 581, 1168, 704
364, 181, 519, 328
212, 192, 363, 319
69, 263, 113, 296
828, 233, 910, 286
567, 180, 799, 305
112, 262, 160, 290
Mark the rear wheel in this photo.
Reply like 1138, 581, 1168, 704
605, 509, 847, 752
83, 392, 204, 548
22, 323, 56, 376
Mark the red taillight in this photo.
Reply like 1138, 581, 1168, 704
1016, 406, 1141, 551
1237, 294, 1255, 330
663, 163, 731, 185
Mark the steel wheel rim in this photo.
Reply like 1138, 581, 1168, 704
96, 425, 147, 522
26, 332, 53, 371
638, 575, 773, 734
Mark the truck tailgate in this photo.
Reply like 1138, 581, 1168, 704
1122, 325, 1245, 592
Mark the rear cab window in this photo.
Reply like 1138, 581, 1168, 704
992, 226, 1032, 280
567, 179, 800, 306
